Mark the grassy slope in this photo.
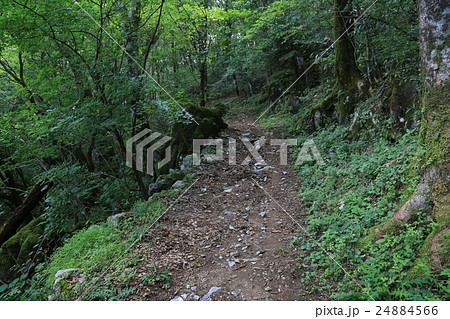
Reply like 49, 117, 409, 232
0, 190, 180, 300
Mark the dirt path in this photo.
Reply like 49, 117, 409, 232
128, 110, 329, 301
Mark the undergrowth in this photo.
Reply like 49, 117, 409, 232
0, 189, 181, 301
288, 110, 449, 300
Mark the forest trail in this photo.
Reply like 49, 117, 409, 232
128, 110, 329, 301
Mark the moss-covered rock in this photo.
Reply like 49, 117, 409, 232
48, 268, 85, 301
0, 218, 45, 274
192, 105, 228, 139
169, 104, 228, 169
148, 169, 186, 196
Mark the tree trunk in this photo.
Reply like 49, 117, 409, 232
376, 0, 449, 270
0, 181, 52, 247
309, 0, 365, 128
198, 0, 209, 107
333, 0, 364, 123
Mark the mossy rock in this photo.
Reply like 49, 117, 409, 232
191, 105, 228, 139
0, 218, 45, 273
193, 118, 221, 139
148, 169, 186, 196
170, 104, 228, 164
49, 268, 85, 301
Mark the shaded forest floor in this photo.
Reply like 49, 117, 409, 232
126, 110, 332, 301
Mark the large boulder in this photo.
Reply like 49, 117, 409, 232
0, 218, 45, 280
169, 104, 228, 169
192, 105, 228, 140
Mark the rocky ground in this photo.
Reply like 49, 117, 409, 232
126, 110, 331, 301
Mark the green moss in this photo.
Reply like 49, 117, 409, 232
439, 231, 450, 265
420, 79, 450, 168
0, 218, 45, 272
54, 278, 71, 300
432, 179, 450, 228
408, 257, 432, 278
190, 104, 228, 139
383, 219, 405, 236
43, 224, 122, 285
357, 228, 376, 248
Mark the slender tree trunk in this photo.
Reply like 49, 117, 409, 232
333, 0, 364, 123
120, 1, 150, 197
198, 0, 209, 107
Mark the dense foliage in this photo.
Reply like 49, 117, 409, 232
0, 0, 447, 300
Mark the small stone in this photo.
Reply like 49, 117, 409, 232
191, 286, 197, 291
180, 154, 199, 170
230, 251, 240, 257
171, 180, 185, 189
229, 225, 235, 230
255, 166, 273, 175
193, 295, 200, 300
224, 188, 233, 193
259, 212, 266, 218
106, 213, 127, 226
50, 268, 85, 301
264, 287, 272, 292
171, 296, 184, 301
181, 294, 188, 299
242, 246, 248, 251
201, 287, 221, 301
231, 291, 239, 297
204, 155, 216, 164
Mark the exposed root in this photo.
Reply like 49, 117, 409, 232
375, 167, 438, 238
